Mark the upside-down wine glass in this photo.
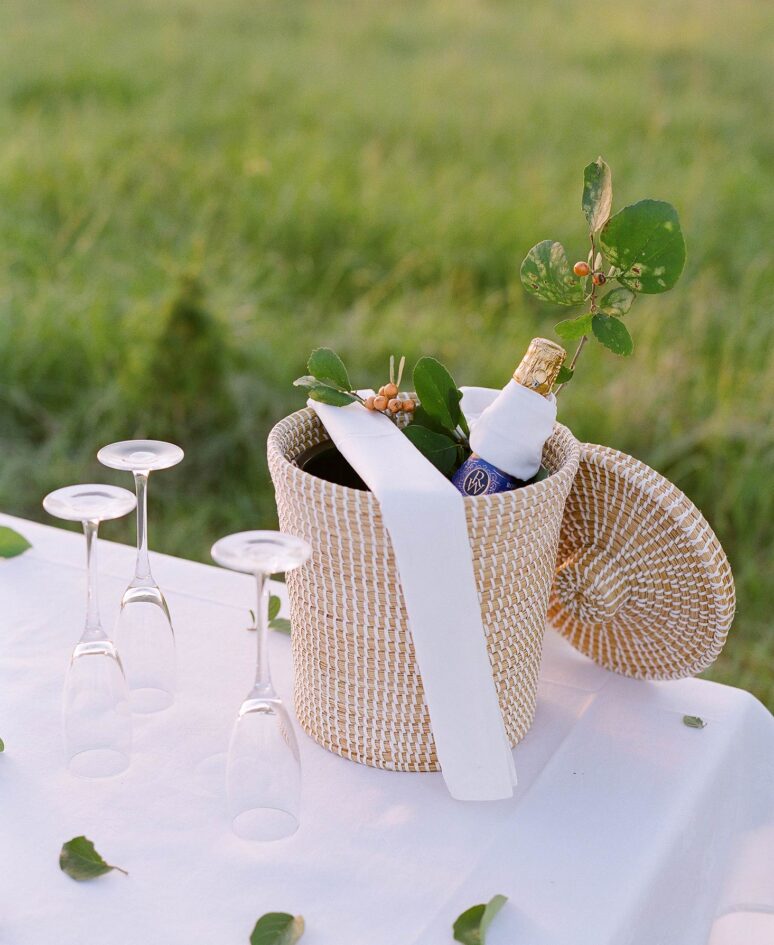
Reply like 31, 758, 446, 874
97, 439, 184, 714
42, 484, 137, 778
211, 530, 311, 841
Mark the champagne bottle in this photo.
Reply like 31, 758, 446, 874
451, 338, 566, 496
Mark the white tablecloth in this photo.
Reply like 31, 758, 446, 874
1, 512, 772, 945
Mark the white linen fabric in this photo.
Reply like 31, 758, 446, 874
0, 514, 773, 945
467, 380, 557, 481
457, 385, 500, 424
308, 396, 516, 801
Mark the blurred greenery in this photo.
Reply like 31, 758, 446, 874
0, 0, 771, 704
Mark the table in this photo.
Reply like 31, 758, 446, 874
1, 512, 772, 945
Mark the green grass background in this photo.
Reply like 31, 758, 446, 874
1, 0, 771, 704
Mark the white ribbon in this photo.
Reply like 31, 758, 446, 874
309, 393, 517, 801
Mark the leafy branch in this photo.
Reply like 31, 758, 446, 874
520, 156, 686, 390
295, 349, 472, 476
293, 347, 366, 407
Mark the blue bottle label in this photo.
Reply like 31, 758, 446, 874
451, 456, 519, 496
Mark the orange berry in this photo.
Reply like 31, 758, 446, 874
383, 382, 398, 398
387, 398, 402, 413
373, 395, 388, 411
592, 271, 607, 286
365, 396, 376, 410
402, 399, 415, 413
573, 261, 590, 277
378, 385, 387, 396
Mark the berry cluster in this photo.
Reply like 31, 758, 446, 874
573, 260, 606, 285
365, 384, 416, 415
364, 355, 416, 415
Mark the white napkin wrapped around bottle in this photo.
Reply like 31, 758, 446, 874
466, 381, 557, 481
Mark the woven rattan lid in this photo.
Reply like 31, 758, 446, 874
548, 442, 735, 679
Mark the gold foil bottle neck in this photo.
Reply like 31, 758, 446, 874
512, 338, 567, 396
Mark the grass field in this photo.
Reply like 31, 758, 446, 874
1, 0, 771, 704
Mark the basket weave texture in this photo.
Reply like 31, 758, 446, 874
549, 442, 735, 678
268, 408, 580, 772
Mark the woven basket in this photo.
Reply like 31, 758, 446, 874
549, 442, 736, 678
268, 408, 580, 772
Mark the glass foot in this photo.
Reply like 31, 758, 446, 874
211, 531, 311, 575
43, 484, 136, 523
97, 439, 184, 473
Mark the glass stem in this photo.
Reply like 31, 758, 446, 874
83, 519, 105, 640
252, 571, 273, 695
133, 470, 153, 584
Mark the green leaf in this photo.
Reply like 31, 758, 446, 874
456, 405, 470, 439
268, 594, 281, 621
0, 526, 31, 559
292, 375, 323, 390
403, 424, 459, 476
598, 286, 636, 317
453, 894, 508, 945
0, 736, 4, 752
555, 365, 574, 384
683, 715, 707, 729
59, 836, 128, 881
307, 347, 351, 391
520, 241, 585, 306
412, 357, 464, 432
532, 465, 550, 483
250, 912, 305, 945
582, 156, 612, 233
306, 385, 358, 407
555, 313, 593, 341
270, 617, 292, 635
592, 314, 634, 356
412, 404, 454, 438
600, 199, 686, 294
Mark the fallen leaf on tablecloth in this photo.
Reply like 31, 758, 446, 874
683, 715, 707, 729
59, 836, 128, 881
453, 894, 508, 945
249, 912, 304, 945
0, 526, 31, 559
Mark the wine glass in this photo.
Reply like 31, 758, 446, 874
97, 439, 183, 714
211, 530, 311, 841
42, 484, 137, 778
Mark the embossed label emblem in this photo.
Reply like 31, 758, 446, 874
463, 466, 491, 496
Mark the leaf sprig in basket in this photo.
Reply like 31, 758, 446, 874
294, 348, 471, 475
521, 156, 686, 387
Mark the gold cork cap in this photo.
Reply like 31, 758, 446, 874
513, 338, 567, 395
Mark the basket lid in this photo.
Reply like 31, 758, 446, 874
548, 442, 735, 679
